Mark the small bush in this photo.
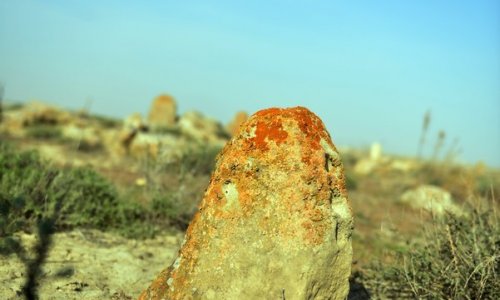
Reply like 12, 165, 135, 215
25, 125, 62, 140
52, 168, 121, 228
178, 145, 221, 176
0, 142, 146, 243
416, 162, 474, 201
90, 114, 121, 129
150, 144, 221, 177
361, 199, 499, 299
149, 187, 198, 231
4, 102, 24, 111
0, 141, 198, 243
417, 162, 449, 187
75, 140, 104, 152
345, 172, 358, 191
475, 174, 500, 199
153, 126, 182, 136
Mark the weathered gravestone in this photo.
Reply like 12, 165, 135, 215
148, 94, 177, 130
226, 111, 249, 137
140, 106, 353, 300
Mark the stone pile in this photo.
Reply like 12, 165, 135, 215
140, 106, 353, 300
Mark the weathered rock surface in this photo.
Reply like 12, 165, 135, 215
226, 111, 248, 137
400, 185, 463, 216
148, 94, 177, 130
140, 106, 353, 300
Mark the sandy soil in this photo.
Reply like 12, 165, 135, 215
0, 230, 183, 300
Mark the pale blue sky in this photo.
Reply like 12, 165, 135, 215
1, 1, 499, 166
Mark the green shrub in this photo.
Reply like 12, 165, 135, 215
178, 145, 221, 176
0, 141, 196, 243
4, 102, 24, 111
0, 142, 122, 231
25, 125, 62, 140
90, 114, 121, 129
0, 195, 29, 255
0, 144, 46, 235
112, 197, 158, 239
0, 142, 146, 240
149, 144, 221, 177
345, 172, 358, 191
52, 168, 121, 228
149, 190, 196, 231
153, 126, 182, 136
475, 174, 500, 199
417, 162, 448, 187
361, 200, 499, 299
134, 145, 219, 232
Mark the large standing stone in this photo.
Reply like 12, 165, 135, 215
139, 107, 353, 300
148, 94, 177, 130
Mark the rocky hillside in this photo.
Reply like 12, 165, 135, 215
0, 95, 250, 167
0, 99, 498, 299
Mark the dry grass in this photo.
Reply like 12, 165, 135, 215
358, 192, 499, 299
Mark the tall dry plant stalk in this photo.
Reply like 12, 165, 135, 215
444, 137, 461, 164
417, 110, 431, 159
432, 130, 446, 161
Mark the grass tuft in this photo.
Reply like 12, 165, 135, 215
360, 196, 499, 299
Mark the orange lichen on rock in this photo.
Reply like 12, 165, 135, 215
139, 106, 353, 300
247, 107, 333, 164
251, 118, 288, 150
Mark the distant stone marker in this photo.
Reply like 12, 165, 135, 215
139, 107, 353, 300
148, 94, 177, 130
226, 111, 249, 137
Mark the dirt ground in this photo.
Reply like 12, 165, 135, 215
0, 230, 183, 299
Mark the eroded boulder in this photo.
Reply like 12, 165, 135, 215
400, 185, 463, 216
140, 107, 353, 300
